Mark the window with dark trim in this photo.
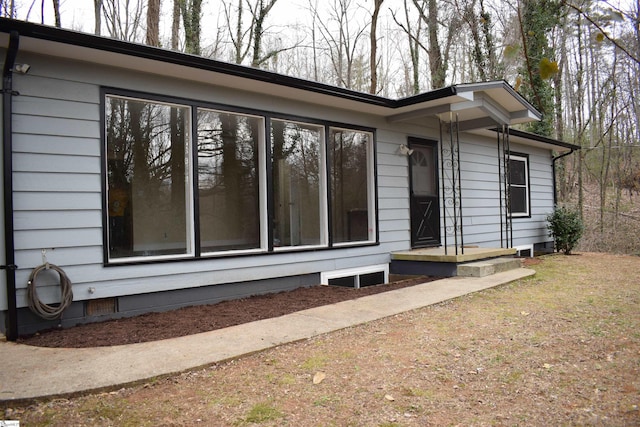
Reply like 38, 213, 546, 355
271, 119, 325, 248
103, 90, 376, 263
197, 108, 264, 253
329, 128, 374, 244
105, 96, 192, 259
508, 153, 530, 217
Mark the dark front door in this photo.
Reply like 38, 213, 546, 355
409, 139, 440, 248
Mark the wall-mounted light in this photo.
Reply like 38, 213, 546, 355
13, 63, 31, 74
398, 144, 414, 156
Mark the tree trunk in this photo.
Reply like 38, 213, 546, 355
250, 0, 278, 67
426, 0, 445, 88
179, 0, 202, 55
146, 0, 161, 47
52, 0, 61, 27
94, 0, 102, 35
369, 0, 384, 94
171, 0, 180, 50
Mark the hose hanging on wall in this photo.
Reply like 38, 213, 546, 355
27, 263, 73, 320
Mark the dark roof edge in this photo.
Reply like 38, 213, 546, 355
495, 127, 581, 150
0, 17, 399, 107
395, 86, 459, 106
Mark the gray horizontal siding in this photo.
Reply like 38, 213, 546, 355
13, 134, 100, 156
14, 192, 101, 211
13, 172, 101, 192
453, 138, 554, 248
13, 153, 100, 173
14, 210, 101, 230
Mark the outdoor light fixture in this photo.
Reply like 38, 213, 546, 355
398, 144, 414, 156
13, 63, 31, 74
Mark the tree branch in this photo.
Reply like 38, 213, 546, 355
563, 0, 640, 65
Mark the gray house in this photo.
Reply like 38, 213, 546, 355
0, 18, 578, 339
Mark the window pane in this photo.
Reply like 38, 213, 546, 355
198, 109, 262, 252
509, 158, 526, 185
510, 186, 527, 214
106, 96, 190, 259
271, 120, 323, 247
411, 146, 437, 196
329, 129, 372, 243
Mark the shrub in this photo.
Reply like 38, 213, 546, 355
546, 206, 584, 255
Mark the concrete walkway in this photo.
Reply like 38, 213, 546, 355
0, 268, 535, 403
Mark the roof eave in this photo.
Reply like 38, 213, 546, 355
489, 128, 581, 153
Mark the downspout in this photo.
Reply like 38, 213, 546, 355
552, 149, 576, 206
2, 31, 20, 341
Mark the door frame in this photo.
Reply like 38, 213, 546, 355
408, 137, 441, 248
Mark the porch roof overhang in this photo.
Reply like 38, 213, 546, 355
387, 81, 542, 130
2, 18, 548, 141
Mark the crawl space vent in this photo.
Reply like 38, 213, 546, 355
322, 264, 389, 289
86, 298, 117, 316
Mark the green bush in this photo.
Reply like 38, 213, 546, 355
546, 206, 584, 255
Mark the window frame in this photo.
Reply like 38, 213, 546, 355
269, 118, 328, 252
196, 106, 268, 257
101, 88, 378, 265
102, 91, 196, 264
328, 126, 377, 246
507, 152, 531, 218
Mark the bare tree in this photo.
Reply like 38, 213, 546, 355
391, 0, 424, 94
0, 0, 17, 18
310, 0, 368, 89
248, 0, 278, 67
221, 0, 297, 68
411, 0, 460, 89
102, 0, 145, 42
460, 0, 500, 81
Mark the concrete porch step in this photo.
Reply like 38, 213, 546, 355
457, 257, 523, 278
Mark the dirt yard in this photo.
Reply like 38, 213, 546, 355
4, 252, 640, 426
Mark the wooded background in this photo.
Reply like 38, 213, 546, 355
3, 0, 639, 254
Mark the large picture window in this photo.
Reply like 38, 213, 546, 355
508, 153, 530, 217
329, 128, 374, 244
198, 109, 263, 253
104, 91, 376, 263
106, 95, 192, 260
271, 120, 325, 248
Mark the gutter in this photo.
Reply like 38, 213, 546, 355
2, 31, 20, 341
552, 148, 578, 206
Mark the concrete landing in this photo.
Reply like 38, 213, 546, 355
391, 246, 517, 263
390, 247, 521, 277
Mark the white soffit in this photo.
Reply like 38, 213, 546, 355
388, 84, 539, 129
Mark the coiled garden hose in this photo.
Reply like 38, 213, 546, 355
27, 263, 73, 320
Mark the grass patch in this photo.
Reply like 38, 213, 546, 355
243, 402, 283, 423
300, 354, 329, 370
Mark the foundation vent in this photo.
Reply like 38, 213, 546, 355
321, 264, 389, 289
85, 298, 117, 316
